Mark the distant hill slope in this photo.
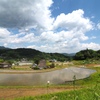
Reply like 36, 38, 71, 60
0, 46, 10, 50
0, 47, 70, 61
74, 49, 100, 60
62, 53, 76, 57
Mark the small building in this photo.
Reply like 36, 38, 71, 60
0, 63, 12, 68
32, 63, 37, 67
49, 59, 57, 62
17, 58, 33, 66
38, 60, 47, 69
18, 61, 33, 66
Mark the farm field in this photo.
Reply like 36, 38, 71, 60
0, 86, 78, 100
0, 0, 100, 99
0, 62, 100, 100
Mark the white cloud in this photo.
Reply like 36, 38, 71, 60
9, 33, 35, 44
0, 28, 12, 45
27, 38, 100, 53
0, 28, 10, 38
81, 42, 100, 50
0, 0, 54, 31
90, 36, 96, 39
91, 16, 95, 19
0, 28, 36, 44
4, 43, 8, 47
0, 0, 98, 53
53, 9, 93, 32
97, 23, 100, 29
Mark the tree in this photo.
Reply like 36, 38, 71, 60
74, 49, 98, 60
0, 59, 4, 63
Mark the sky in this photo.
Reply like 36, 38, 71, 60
0, 0, 100, 53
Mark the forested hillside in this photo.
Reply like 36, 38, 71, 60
0, 46, 100, 62
0, 47, 69, 61
74, 49, 100, 60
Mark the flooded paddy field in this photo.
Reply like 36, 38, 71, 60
0, 67, 96, 86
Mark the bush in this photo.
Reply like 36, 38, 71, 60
33, 66, 40, 70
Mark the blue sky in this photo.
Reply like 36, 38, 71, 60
0, 0, 100, 53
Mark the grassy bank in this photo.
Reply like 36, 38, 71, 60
0, 63, 99, 100
15, 84, 100, 100
13, 67, 100, 100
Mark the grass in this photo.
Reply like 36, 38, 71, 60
15, 84, 100, 100
11, 65, 32, 70
0, 61, 100, 100
13, 66, 100, 100
74, 68, 100, 87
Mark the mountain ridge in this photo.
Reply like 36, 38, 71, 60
0, 46, 70, 61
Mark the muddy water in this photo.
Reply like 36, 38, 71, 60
0, 67, 96, 86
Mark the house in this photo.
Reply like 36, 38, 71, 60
0, 63, 12, 68
38, 59, 47, 69
32, 59, 55, 70
17, 58, 33, 66
49, 59, 57, 62
18, 61, 33, 66
31, 63, 37, 69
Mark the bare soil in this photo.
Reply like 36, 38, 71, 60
0, 86, 77, 100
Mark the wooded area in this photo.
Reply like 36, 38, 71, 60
0, 47, 100, 64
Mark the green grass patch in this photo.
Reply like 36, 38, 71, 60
76, 67, 100, 85
12, 67, 100, 100
15, 84, 100, 100
0, 64, 100, 100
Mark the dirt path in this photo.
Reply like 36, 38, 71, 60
0, 87, 77, 100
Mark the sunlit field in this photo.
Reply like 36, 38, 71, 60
0, 60, 100, 100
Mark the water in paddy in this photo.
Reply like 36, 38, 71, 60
0, 67, 96, 86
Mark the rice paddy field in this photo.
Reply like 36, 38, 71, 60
0, 61, 100, 100
15, 66, 100, 100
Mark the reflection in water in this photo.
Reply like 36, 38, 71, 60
0, 67, 96, 86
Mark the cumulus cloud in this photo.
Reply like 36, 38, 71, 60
27, 41, 100, 53
0, 28, 11, 38
0, 28, 36, 45
0, 0, 54, 30
97, 23, 100, 29
53, 9, 93, 32
0, 0, 98, 53
81, 42, 100, 50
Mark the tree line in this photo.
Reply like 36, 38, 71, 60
0, 48, 70, 62
74, 49, 100, 60
0, 47, 99, 63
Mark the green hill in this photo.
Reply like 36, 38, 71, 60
0, 47, 69, 61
